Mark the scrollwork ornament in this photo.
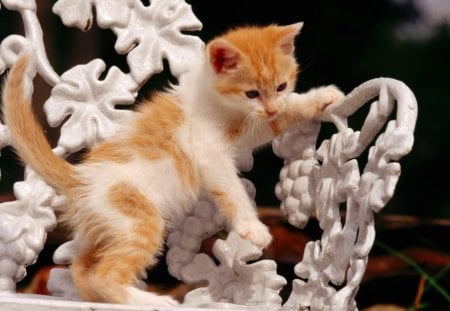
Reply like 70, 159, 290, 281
53, 0, 204, 84
0, 170, 56, 292
0, 35, 31, 74
181, 232, 286, 310
276, 78, 417, 310
111, 0, 204, 83
44, 59, 136, 153
1, 0, 36, 11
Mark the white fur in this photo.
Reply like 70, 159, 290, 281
76, 156, 195, 228
69, 58, 275, 248
124, 286, 179, 306
173, 62, 274, 247
69, 54, 343, 250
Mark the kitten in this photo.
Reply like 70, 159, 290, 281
2, 23, 344, 306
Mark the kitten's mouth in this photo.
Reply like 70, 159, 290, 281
266, 114, 278, 122
254, 111, 279, 121
255, 112, 278, 121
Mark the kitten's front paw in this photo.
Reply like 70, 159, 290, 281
235, 220, 272, 248
314, 85, 345, 120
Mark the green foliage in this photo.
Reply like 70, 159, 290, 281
376, 240, 450, 310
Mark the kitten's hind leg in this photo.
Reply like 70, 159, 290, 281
86, 241, 178, 307
71, 245, 101, 302
72, 182, 178, 307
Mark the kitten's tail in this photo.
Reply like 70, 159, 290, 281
2, 54, 80, 192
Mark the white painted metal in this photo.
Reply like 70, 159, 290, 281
0, 1, 417, 310
275, 78, 417, 310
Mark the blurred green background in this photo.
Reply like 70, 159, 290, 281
0, 0, 449, 221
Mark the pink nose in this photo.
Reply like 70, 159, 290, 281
266, 109, 278, 116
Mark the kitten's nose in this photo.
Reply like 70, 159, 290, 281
266, 109, 278, 116
263, 99, 278, 116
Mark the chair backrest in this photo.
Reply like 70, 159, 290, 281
0, 1, 417, 310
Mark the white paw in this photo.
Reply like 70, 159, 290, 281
125, 287, 179, 307
235, 220, 272, 248
314, 85, 345, 117
153, 295, 179, 307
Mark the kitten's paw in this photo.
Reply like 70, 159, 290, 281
125, 287, 179, 307
153, 295, 179, 307
235, 220, 272, 248
314, 85, 345, 119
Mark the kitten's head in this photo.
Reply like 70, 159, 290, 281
206, 22, 303, 119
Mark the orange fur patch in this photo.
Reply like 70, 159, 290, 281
212, 25, 299, 100
71, 246, 102, 301
269, 120, 282, 137
270, 113, 301, 136
86, 141, 131, 163
134, 94, 200, 193
104, 182, 164, 280
210, 189, 237, 220
3, 54, 80, 192
270, 99, 319, 136
70, 182, 165, 303
86, 93, 200, 194
108, 182, 164, 252
225, 117, 247, 141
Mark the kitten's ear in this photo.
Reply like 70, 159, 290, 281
208, 39, 241, 74
279, 22, 304, 55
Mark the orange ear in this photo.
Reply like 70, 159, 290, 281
208, 39, 241, 74
278, 22, 303, 55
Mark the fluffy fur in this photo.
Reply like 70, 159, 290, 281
2, 23, 344, 306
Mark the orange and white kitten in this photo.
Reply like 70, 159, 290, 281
2, 23, 344, 306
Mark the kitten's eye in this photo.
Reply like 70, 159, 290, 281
277, 82, 287, 92
245, 90, 260, 99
